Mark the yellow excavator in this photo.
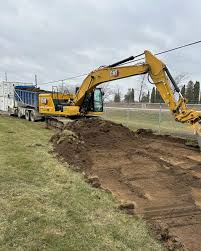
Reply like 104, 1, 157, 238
38, 50, 201, 148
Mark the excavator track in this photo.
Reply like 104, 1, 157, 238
45, 117, 73, 130
45, 116, 101, 131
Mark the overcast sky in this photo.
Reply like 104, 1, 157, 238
0, 0, 201, 97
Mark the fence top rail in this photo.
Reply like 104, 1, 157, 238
105, 107, 170, 112
105, 102, 201, 106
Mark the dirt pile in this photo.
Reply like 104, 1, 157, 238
51, 118, 201, 251
22, 87, 48, 93
51, 118, 137, 170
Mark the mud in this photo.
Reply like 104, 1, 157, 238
51, 118, 201, 251
27, 87, 48, 93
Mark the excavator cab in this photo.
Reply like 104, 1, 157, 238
81, 88, 103, 114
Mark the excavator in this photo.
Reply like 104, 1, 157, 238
38, 50, 201, 149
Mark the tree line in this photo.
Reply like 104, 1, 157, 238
113, 80, 201, 104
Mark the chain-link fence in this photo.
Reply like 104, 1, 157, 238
103, 105, 200, 138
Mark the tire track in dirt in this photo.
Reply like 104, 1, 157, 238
51, 118, 201, 251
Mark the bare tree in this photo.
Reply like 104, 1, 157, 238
138, 74, 147, 102
57, 81, 119, 102
57, 81, 79, 94
58, 83, 70, 93
174, 72, 189, 88
100, 83, 116, 102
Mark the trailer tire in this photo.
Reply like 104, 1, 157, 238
25, 110, 30, 121
30, 111, 36, 122
17, 109, 23, 118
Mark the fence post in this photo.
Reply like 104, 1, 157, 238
126, 108, 129, 127
158, 103, 162, 134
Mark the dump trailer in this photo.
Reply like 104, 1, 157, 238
0, 81, 33, 112
8, 85, 45, 121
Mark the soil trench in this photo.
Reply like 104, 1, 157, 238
51, 118, 201, 251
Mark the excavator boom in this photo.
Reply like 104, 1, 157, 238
74, 50, 201, 149
74, 64, 149, 106
41, 50, 201, 149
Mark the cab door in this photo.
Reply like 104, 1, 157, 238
93, 88, 103, 112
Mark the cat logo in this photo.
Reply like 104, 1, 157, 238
110, 69, 119, 77
41, 97, 48, 105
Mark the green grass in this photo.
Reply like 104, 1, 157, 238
0, 115, 164, 251
103, 109, 194, 137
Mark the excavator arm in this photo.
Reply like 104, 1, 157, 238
75, 50, 201, 147
145, 51, 201, 125
74, 64, 149, 106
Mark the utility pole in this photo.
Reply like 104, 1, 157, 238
35, 74, 38, 87
139, 74, 146, 102
5, 72, 7, 82
133, 88, 135, 103
61, 80, 64, 93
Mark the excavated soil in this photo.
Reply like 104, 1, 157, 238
51, 118, 201, 251
27, 87, 48, 93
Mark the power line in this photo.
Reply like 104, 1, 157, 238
39, 73, 88, 86
156, 40, 201, 56
121, 39, 201, 65
40, 39, 201, 85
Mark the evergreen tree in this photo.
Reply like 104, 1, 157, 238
124, 94, 129, 103
147, 91, 150, 103
155, 89, 164, 103
155, 89, 160, 103
193, 81, 200, 104
131, 88, 135, 103
151, 87, 156, 103
181, 85, 186, 97
141, 93, 147, 103
124, 88, 134, 103
186, 81, 194, 103
114, 89, 121, 102
141, 91, 150, 103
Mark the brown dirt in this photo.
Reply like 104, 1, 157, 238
28, 87, 48, 93
51, 118, 201, 251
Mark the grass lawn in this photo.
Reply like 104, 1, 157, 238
103, 108, 194, 137
0, 115, 164, 251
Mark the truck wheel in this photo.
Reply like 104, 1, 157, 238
8, 107, 13, 116
25, 110, 30, 121
17, 109, 23, 118
30, 111, 36, 122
